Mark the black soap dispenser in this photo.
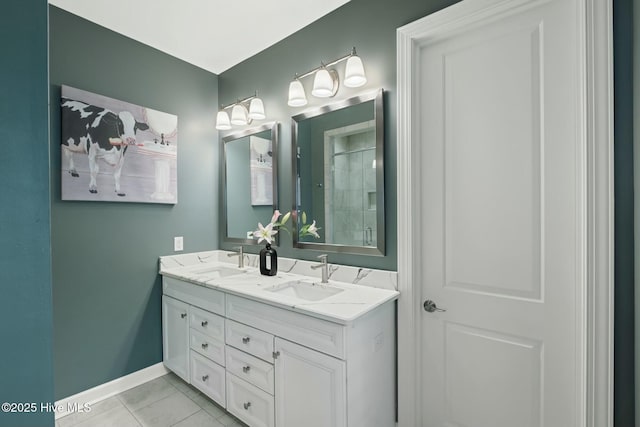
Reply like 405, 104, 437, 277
259, 243, 278, 276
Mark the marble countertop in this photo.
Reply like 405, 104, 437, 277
159, 251, 399, 325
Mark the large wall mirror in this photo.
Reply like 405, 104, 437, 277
292, 89, 384, 255
223, 122, 278, 245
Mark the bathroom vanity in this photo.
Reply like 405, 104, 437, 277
159, 251, 398, 427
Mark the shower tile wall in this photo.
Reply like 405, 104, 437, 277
330, 130, 376, 246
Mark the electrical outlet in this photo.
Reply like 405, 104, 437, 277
174, 236, 184, 251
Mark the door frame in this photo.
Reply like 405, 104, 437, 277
395, 0, 613, 426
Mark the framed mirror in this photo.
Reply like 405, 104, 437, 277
222, 122, 278, 245
292, 89, 384, 255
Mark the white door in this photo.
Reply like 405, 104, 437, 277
405, 0, 584, 425
162, 295, 190, 381
274, 338, 346, 427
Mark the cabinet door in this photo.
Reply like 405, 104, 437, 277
275, 338, 346, 427
162, 295, 190, 381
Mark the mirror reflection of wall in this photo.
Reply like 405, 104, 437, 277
293, 90, 384, 256
223, 123, 278, 244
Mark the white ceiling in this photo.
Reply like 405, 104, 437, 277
49, 0, 351, 74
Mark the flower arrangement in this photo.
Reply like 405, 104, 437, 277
253, 210, 320, 244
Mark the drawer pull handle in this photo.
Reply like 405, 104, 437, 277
201, 343, 209, 349
202, 375, 209, 382
201, 320, 208, 327
180, 313, 187, 319
242, 365, 251, 373
272, 351, 280, 359
242, 337, 251, 344
243, 402, 251, 410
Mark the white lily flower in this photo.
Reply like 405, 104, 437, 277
270, 210, 281, 224
253, 222, 278, 244
306, 220, 320, 238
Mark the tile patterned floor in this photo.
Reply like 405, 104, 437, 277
56, 374, 248, 427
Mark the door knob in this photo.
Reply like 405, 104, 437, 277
423, 300, 446, 313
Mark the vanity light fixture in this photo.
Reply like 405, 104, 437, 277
344, 53, 367, 88
311, 67, 339, 98
248, 97, 265, 120
288, 78, 308, 107
230, 104, 249, 126
216, 92, 266, 130
287, 47, 367, 107
216, 111, 231, 130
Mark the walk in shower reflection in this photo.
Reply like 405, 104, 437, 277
324, 122, 377, 247
292, 89, 385, 256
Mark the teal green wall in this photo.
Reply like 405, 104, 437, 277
219, 0, 461, 270
49, 7, 219, 399
0, 0, 54, 426
614, 0, 635, 425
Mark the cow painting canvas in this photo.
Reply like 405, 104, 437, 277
61, 85, 178, 204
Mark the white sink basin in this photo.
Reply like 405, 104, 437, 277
267, 280, 344, 302
187, 265, 247, 278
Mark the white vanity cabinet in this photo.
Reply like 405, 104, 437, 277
189, 306, 227, 406
274, 338, 346, 427
162, 275, 396, 427
225, 294, 396, 427
161, 295, 190, 382
224, 319, 276, 427
162, 277, 227, 406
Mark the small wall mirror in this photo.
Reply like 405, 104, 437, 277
292, 89, 384, 255
222, 122, 278, 244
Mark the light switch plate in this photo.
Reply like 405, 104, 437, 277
174, 236, 184, 251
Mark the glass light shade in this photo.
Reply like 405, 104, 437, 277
216, 111, 231, 130
230, 104, 248, 126
248, 98, 265, 120
288, 80, 307, 107
312, 68, 337, 98
344, 55, 367, 88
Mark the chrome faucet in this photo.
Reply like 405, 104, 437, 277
311, 254, 329, 284
227, 246, 244, 268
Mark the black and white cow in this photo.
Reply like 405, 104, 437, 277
61, 98, 149, 196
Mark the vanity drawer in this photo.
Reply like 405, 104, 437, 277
190, 351, 226, 408
226, 345, 274, 394
190, 329, 225, 366
163, 276, 225, 315
225, 319, 274, 362
226, 373, 275, 427
226, 294, 345, 359
190, 306, 224, 341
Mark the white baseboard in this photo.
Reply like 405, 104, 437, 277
54, 363, 170, 420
